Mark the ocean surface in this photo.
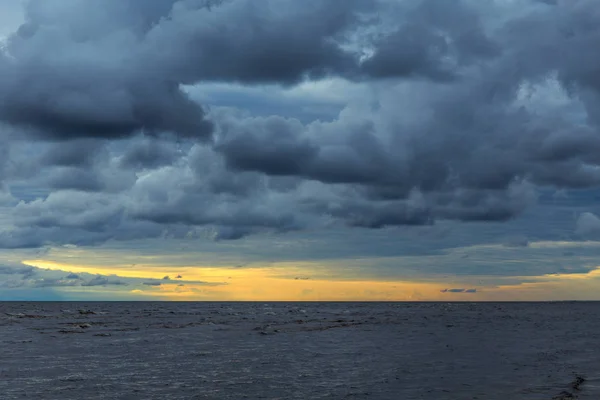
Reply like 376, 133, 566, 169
1, 302, 598, 399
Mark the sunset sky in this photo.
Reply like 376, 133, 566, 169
1, 0, 600, 300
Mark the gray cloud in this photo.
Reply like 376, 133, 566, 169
146, 0, 368, 85
0, 260, 228, 295
200, 0, 600, 232
118, 137, 182, 169
40, 139, 105, 168
503, 236, 530, 248
1, 0, 600, 248
81, 276, 127, 287
0, 0, 212, 140
360, 0, 499, 81
46, 167, 105, 192
0, 0, 502, 143
32, 277, 80, 288
440, 288, 477, 294
576, 212, 600, 239
0, 264, 36, 277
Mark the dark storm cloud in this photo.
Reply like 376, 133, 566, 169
0, 0, 353, 140
214, 114, 391, 185
204, 0, 600, 231
148, 0, 369, 85
0, 69, 213, 140
40, 139, 105, 168
216, 116, 318, 176
0, 0, 212, 140
121, 145, 303, 238
119, 137, 182, 169
360, 0, 499, 81
0, 0, 499, 142
46, 167, 105, 192
11, 191, 124, 232
3, 0, 600, 247
212, 107, 538, 229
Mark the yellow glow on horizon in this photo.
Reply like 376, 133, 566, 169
146, 279, 450, 301
20, 258, 600, 301
21, 259, 251, 283
21, 258, 458, 300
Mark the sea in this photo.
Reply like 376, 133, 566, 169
1, 302, 598, 399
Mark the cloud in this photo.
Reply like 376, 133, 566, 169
40, 139, 105, 168
32, 277, 80, 288
0, 0, 509, 143
503, 236, 530, 248
81, 276, 126, 287
440, 288, 477, 294
0, 258, 232, 298
147, 0, 368, 85
576, 212, 600, 239
0, 264, 36, 277
0, 0, 212, 140
1, 0, 600, 249
118, 137, 182, 169
359, 0, 498, 81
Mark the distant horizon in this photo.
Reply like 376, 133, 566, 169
2, 300, 599, 304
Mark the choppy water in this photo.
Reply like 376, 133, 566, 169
1, 302, 599, 399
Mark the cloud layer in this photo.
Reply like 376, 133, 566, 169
1, 0, 600, 248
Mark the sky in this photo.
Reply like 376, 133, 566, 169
1, 0, 600, 300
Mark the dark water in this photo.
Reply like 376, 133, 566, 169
1, 302, 599, 399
